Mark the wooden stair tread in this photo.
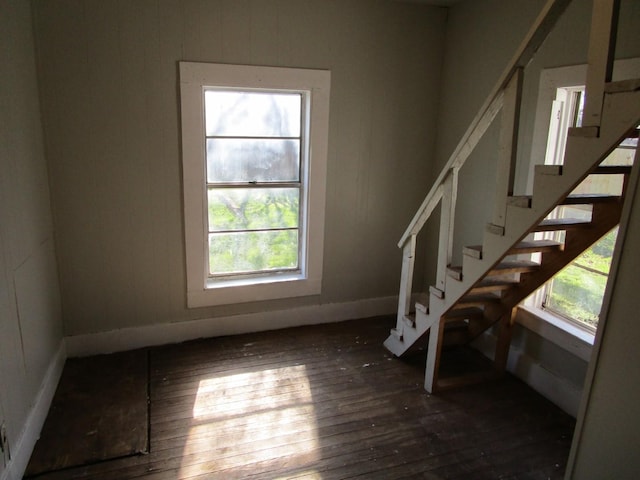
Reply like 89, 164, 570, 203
535, 217, 591, 231
488, 260, 539, 275
449, 259, 540, 282
508, 239, 563, 254
509, 193, 620, 208
465, 239, 563, 260
452, 293, 501, 309
469, 279, 518, 294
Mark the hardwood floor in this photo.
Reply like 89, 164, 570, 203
30, 316, 575, 479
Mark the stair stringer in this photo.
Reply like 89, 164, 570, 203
469, 202, 624, 340
384, 87, 640, 363
492, 203, 624, 316
383, 291, 442, 355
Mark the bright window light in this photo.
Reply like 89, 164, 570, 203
179, 365, 320, 476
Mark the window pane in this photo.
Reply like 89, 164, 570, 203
546, 264, 606, 329
544, 228, 617, 330
205, 91, 301, 137
209, 230, 299, 275
208, 188, 299, 232
206, 138, 300, 183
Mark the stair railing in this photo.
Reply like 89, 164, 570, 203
394, 0, 621, 334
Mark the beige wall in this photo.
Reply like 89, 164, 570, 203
33, 0, 447, 336
0, 0, 64, 475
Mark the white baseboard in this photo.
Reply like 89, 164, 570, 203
66, 296, 398, 357
1, 341, 66, 480
473, 331, 583, 417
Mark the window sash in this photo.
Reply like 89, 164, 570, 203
203, 88, 307, 280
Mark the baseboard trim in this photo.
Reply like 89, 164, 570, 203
65, 296, 398, 357
474, 331, 582, 417
2, 341, 66, 480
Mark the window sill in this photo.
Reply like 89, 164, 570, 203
516, 305, 594, 362
206, 271, 306, 289
187, 273, 321, 308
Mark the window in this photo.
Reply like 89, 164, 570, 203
526, 60, 639, 336
180, 63, 330, 307
534, 86, 636, 332
205, 90, 302, 277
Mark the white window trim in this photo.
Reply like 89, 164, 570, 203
179, 62, 330, 308
523, 57, 640, 348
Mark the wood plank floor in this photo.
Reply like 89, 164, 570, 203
31, 316, 575, 479
26, 350, 149, 476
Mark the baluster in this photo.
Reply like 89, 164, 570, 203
436, 169, 458, 291
492, 68, 523, 231
397, 235, 416, 328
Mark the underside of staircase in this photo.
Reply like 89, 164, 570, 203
384, 0, 640, 393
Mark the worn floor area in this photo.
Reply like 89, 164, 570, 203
28, 316, 575, 479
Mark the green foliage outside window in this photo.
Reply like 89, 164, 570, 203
545, 227, 617, 329
208, 191, 300, 275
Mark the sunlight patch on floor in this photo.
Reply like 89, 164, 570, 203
179, 364, 321, 477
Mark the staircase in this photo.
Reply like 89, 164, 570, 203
384, 0, 640, 393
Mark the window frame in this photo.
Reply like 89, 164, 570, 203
179, 62, 330, 308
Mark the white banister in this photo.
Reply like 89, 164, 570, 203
390, 0, 576, 356
398, 0, 572, 249
398, 94, 503, 248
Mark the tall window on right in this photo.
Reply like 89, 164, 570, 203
532, 85, 638, 333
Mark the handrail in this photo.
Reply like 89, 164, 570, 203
398, 0, 572, 248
